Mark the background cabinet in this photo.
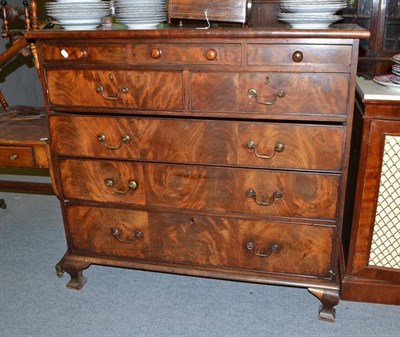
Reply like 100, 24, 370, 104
341, 78, 400, 304
341, 0, 400, 76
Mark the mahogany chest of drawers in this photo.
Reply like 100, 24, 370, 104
26, 26, 369, 322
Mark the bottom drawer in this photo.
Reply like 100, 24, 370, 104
0, 146, 35, 167
66, 205, 334, 277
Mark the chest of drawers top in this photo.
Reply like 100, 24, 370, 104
27, 26, 368, 123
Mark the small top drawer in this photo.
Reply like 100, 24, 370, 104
40, 44, 127, 63
132, 43, 242, 65
247, 44, 352, 66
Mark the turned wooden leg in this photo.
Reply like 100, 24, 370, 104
55, 254, 90, 290
308, 288, 340, 322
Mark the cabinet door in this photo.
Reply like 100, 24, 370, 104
349, 119, 400, 283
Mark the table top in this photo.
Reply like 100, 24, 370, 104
356, 77, 400, 102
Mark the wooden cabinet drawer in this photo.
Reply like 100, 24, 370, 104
59, 159, 339, 220
50, 115, 344, 171
0, 146, 35, 167
190, 72, 349, 117
46, 69, 183, 110
40, 44, 127, 63
247, 44, 352, 66
67, 205, 333, 277
132, 43, 241, 65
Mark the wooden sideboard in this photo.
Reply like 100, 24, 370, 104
341, 78, 400, 304
0, 109, 51, 208
25, 25, 369, 322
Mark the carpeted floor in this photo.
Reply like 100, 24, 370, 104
1, 191, 399, 337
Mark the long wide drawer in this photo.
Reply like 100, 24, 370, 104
49, 115, 345, 171
45, 69, 184, 110
58, 159, 340, 220
66, 205, 334, 277
190, 72, 350, 117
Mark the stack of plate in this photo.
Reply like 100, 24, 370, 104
114, 0, 167, 29
278, 0, 347, 29
373, 54, 400, 90
45, 0, 111, 31
392, 54, 400, 77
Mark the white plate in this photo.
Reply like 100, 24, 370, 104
392, 54, 400, 64
53, 18, 103, 24
62, 24, 100, 30
278, 16, 342, 28
373, 75, 400, 90
280, 4, 347, 13
392, 69, 400, 76
124, 23, 161, 29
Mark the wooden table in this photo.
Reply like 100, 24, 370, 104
0, 107, 52, 208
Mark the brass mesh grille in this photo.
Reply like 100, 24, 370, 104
368, 135, 400, 269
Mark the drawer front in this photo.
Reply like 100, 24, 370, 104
0, 146, 35, 167
50, 115, 344, 171
247, 44, 352, 66
40, 44, 127, 63
67, 205, 333, 277
191, 72, 349, 116
67, 205, 149, 259
132, 43, 242, 65
46, 69, 184, 110
59, 159, 339, 220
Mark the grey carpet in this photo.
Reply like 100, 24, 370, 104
1, 192, 399, 337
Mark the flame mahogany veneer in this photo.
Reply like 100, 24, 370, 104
25, 26, 369, 322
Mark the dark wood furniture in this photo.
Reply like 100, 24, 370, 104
0, 1, 50, 207
249, 0, 400, 76
26, 25, 368, 322
341, 0, 400, 76
0, 109, 51, 208
341, 78, 400, 305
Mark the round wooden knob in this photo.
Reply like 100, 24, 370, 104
206, 49, 217, 61
151, 48, 162, 59
292, 50, 303, 63
75, 49, 88, 59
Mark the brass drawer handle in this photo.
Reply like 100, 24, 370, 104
246, 189, 282, 206
247, 140, 285, 159
105, 178, 138, 194
206, 49, 217, 61
151, 48, 162, 59
246, 241, 282, 258
111, 228, 143, 244
96, 84, 129, 100
75, 49, 88, 59
292, 50, 303, 63
248, 88, 285, 105
9, 154, 18, 161
97, 133, 131, 150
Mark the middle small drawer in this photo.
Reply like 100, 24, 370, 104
49, 115, 345, 171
